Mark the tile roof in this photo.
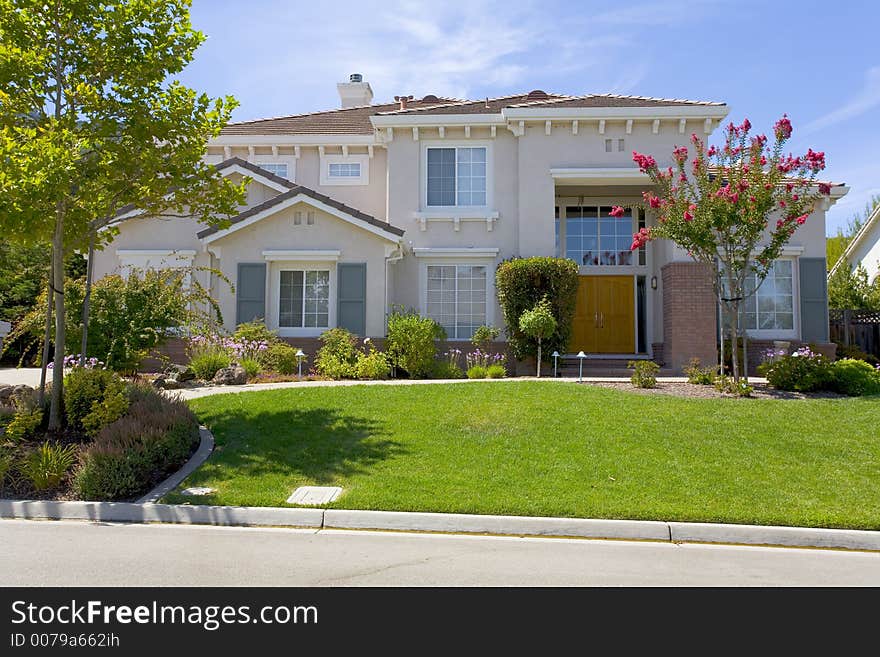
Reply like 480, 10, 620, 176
197, 161, 404, 240
219, 92, 726, 136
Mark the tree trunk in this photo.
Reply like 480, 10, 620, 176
48, 206, 65, 431
79, 230, 96, 366
730, 299, 740, 383
38, 257, 54, 406
536, 340, 542, 378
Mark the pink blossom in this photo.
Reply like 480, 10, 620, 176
774, 114, 793, 139
779, 200, 786, 208
683, 210, 694, 222
760, 155, 767, 166
776, 219, 785, 229
630, 227, 652, 251
741, 118, 751, 132
610, 205, 625, 218
673, 146, 688, 163
818, 182, 832, 195
751, 134, 767, 147
707, 145, 718, 157
805, 148, 825, 172
632, 151, 657, 172
749, 196, 756, 203
795, 214, 808, 225
642, 192, 661, 209
792, 194, 799, 201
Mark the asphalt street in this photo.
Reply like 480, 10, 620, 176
2, 519, 878, 586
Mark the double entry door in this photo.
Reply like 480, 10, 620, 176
569, 275, 635, 353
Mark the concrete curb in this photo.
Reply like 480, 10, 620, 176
0, 500, 324, 528
137, 426, 215, 504
2, 501, 878, 551
323, 509, 670, 541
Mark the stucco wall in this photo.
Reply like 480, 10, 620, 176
849, 225, 880, 282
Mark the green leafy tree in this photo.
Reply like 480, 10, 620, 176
828, 261, 880, 310
518, 298, 557, 378
0, 0, 246, 429
633, 116, 831, 383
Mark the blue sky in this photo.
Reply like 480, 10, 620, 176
179, 0, 879, 236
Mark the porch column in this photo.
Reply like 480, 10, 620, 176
661, 261, 716, 372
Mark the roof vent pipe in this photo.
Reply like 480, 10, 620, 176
349, 73, 363, 83
394, 95, 414, 110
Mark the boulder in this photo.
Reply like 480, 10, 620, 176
161, 378, 182, 390
10, 384, 34, 402
0, 384, 13, 404
165, 363, 195, 383
212, 366, 247, 386
151, 375, 167, 389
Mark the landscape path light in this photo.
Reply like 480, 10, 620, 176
551, 351, 560, 378
576, 351, 587, 382
296, 349, 306, 379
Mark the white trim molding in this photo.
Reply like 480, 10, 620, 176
201, 193, 402, 245
319, 153, 370, 186
412, 210, 500, 232
550, 167, 651, 185
263, 249, 341, 262
412, 247, 500, 258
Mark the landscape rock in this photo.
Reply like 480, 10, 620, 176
212, 366, 247, 386
0, 384, 13, 404
10, 384, 34, 402
165, 364, 195, 382
161, 378, 182, 390
151, 375, 167, 389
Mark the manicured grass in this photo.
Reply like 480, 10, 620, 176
165, 382, 880, 529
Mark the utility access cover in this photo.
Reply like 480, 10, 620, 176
287, 486, 343, 505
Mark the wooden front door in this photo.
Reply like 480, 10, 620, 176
569, 276, 635, 353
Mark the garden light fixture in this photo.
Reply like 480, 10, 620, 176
295, 349, 306, 378
551, 351, 560, 377
576, 351, 587, 382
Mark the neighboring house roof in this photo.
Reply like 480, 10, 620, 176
828, 201, 880, 277
219, 91, 727, 135
197, 175, 405, 242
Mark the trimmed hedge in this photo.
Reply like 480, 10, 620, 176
495, 257, 579, 359
74, 384, 199, 501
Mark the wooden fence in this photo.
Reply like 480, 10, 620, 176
829, 309, 880, 356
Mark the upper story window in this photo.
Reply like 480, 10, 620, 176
564, 205, 634, 266
328, 163, 361, 178
257, 163, 288, 179
426, 146, 487, 207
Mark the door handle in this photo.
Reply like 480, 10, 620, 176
600, 312, 605, 328
594, 311, 599, 327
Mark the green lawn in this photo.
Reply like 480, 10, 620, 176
164, 382, 880, 529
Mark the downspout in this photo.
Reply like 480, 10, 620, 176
384, 242, 405, 334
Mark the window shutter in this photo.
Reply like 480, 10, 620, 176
337, 263, 367, 336
799, 257, 829, 343
236, 263, 266, 326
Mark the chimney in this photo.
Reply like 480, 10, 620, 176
394, 95, 414, 110
337, 73, 373, 108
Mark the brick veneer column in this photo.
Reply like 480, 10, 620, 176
661, 262, 717, 372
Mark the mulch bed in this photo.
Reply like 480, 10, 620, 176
582, 380, 846, 400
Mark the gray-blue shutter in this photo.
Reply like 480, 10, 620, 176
799, 257, 829, 343
337, 263, 367, 336
236, 263, 266, 325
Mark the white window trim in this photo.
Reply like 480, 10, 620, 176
421, 140, 493, 212
740, 257, 800, 340
263, 249, 341, 262
320, 153, 369, 186
418, 256, 496, 341
270, 262, 336, 338
248, 156, 296, 182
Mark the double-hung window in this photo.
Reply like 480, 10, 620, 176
328, 162, 361, 178
426, 265, 487, 339
426, 147, 486, 207
279, 270, 329, 328
742, 260, 795, 331
257, 163, 288, 179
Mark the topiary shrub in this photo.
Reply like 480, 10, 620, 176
519, 298, 557, 377
386, 308, 445, 378
495, 257, 578, 361
829, 358, 880, 396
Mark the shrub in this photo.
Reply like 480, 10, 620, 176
5, 407, 43, 442
471, 325, 500, 350
629, 360, 659, 388
757, 346, 831, 392
0, 449, 11, 488
355, 349, 391, 380
467, 365, 487, 379
835, 343, 879, 366
63, 367, 129, 435
74, 384, 199, 501
187, 335, 232, 381
240, 357, 262, 380
315, 328, 359, 379
432, 360, 464, 379
21, 441, 77, 491
261, 343, 300, 375
232, 320, 279, 345
714, 375, 754, 397
386, 309, 445, 378
495, 257, 579, 360
683, 358, 717, 385
828, 359, 880, 396
486, 364, 506, 379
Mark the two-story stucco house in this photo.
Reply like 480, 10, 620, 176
829, 202, 880, 285
92, 74, 849, 371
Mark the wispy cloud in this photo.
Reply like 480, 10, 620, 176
804, 66, 880, 134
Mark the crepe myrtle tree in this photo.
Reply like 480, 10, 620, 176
629, 116, 832, 383
0, 0, 246, 430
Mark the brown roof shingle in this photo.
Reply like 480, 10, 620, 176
219, 92, 725, 136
